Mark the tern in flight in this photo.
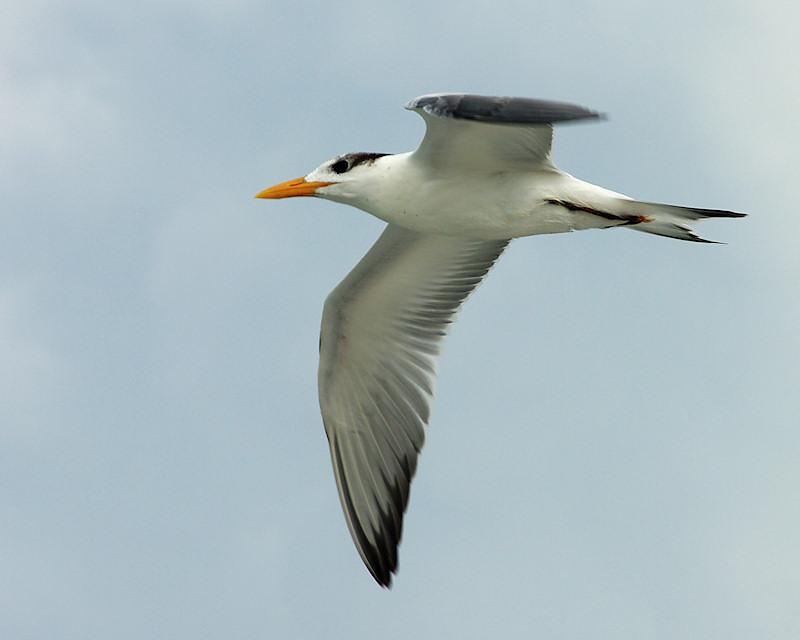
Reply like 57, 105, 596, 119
256, 93, 745, 587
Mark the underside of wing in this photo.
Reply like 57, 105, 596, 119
318, 224, 509, 586
405, 93, 602, 172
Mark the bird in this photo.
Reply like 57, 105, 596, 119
255, 93, 745, 587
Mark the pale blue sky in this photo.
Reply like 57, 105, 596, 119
2, 1, 798, 638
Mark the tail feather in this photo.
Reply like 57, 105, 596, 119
616, 199, 746, 243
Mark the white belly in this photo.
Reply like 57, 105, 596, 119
358, 168, 628, 240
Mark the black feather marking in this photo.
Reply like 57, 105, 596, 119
544, 198, 645, 224
345, 152, 392, 167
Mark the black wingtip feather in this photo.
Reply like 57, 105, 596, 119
332, 438, 399, 588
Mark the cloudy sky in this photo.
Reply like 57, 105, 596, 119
2, 1, 798, 638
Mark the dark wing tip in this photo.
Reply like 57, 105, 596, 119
331, 437, 407, 588
406, 93, 602, 125
358, 518, 400, 588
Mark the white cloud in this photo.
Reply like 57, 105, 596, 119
0, 2, 118, 174
686, 4, 800, 263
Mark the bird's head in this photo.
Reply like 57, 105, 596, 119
255, 152, 392, 207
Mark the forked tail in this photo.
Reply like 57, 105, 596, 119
614, 200, 747, 243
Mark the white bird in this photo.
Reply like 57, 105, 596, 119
256, 93, 745, 587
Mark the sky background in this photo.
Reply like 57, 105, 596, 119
2, 1, 799, 638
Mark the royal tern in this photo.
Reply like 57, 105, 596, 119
256, 93, 745, 587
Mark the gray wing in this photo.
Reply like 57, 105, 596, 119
319, 224, 509, 587
405, 93, 602, 171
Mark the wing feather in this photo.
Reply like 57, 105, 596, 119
405, 92, 602, 172
319, 224, 509, 586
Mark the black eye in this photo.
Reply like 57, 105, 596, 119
331, 159, 350, 174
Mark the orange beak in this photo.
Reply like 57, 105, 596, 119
255, 176, 335, 199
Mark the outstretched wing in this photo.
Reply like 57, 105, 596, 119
319, 223, 509, 586
405, 93, 602, 172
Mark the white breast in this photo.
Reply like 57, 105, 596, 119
350, 155, 621, 240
